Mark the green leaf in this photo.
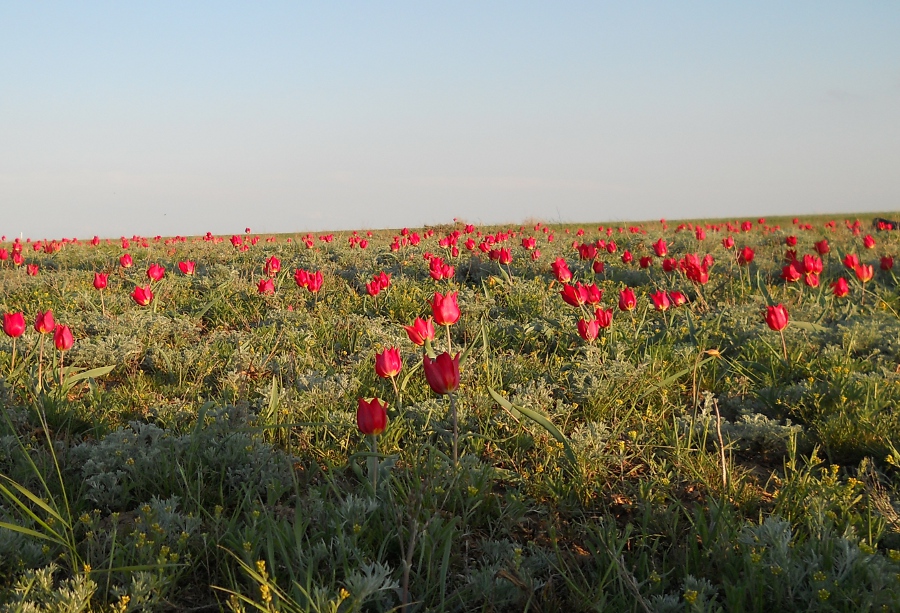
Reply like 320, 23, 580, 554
791, 320, 829, 333
65, 365, 115, 384
638, 356, 716, 400
489, 388, 577, 466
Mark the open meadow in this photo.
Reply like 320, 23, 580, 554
2, 215, 900, 612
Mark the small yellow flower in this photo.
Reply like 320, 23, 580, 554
813, 571, 826, 582
818, 589, 830, 601
683, 590, 698, 604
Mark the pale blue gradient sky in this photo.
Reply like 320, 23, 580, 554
1, 2, 899, 238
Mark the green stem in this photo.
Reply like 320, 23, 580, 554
449, 392, 458, 467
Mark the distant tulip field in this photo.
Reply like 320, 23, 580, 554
3, 215, 900, 611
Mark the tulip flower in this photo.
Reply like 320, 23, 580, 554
843, 254, 859, 269
560, 283, 589, 307
357, 397, 388, 436
53, 325, 73, 351
695, 227, 706, 241
685, 263, 709, 285
366, 280, 381, 297
722, 236, 735, 249
93, 272, 108, 290
585, 284, 602, 305
375, 271, 391, 290
814, 240, 830, 255
26, 264, 39, 276
854, 264, 874, 283
766, 304, 790, 362
737, 247, 755, 265
577, 318, 599, 342
120, 253, 133, 268
831, 277, 850, 297
621, 250, 633, 264
785, 236, 797, 246
0, 249, 7, 261
375, 347, 402, 379
3, 312, 25, 338
294, 269, 309, 288
265, 255, 281, 276
781, 263, 802, 283
431, 292, 460, 326
650, 290, 670, 312
178, 261, 196, 275
863, 235, 875, 249
147, 263, 165, 282
591, 260, 604, 274
880, 256, 894, 271
531, 249, 541, 261
306, 271, 324, 293
803, 273, 820, 288
34, 310, 55, 334
639, 256, 653, 269
550, 258, 572, 283
652, 238, 668, 257
618, 288, 637, 311
131, 285, 154, 306
423, 352, 460, 396
404, 317, 435, 346
765, 304, 789, 332
668, 291, 688, 307
605, 241, 617, 254
595, 307, 613, 328
257, 278, 275, 295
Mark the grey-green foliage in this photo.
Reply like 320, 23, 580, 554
4, 564, 96, 613
68, 406, 293, 510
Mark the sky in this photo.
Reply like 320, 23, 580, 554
1, 2, 899, 239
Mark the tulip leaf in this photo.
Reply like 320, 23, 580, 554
65, 365, 115, 384
488, 387, 577, 467
791, 320, 829, 333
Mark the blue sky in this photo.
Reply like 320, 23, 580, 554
1, 2, 899, 238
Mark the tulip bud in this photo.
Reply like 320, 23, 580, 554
577, 318, 599, 342
618, 288, 637, 311
375, 347, 402, 378
431, 292, 460, 326
357, 397, 388, 435
53, 325, 74, 351
3, 312, 26, 338
831, 278, 850, 297
93, 273, 108, 290
147, 263, 165, 282
765, 304, 789, 331
178, 261, 196, 275
120, 253, 133, 268
404, 317, 435, 346
423, 352, 460, 395
131, 285, 154, 306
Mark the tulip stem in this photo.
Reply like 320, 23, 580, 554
59, 352, 64, 388
449, 392, 458, 467
37, 336, 45, 390
10, 337, 16, 373
445, 325, 452, 355
368, 434, 378, 490
100, 291, 106, 318
779, 329, 788, 364
390, 376, 402, 412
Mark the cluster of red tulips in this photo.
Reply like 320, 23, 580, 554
3, 309, 73, 386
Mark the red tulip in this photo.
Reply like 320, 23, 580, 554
26, 264, 39, 276
639, 256, 653, 269
765, 304, 789, 332
560, 283, 589, 307
147, 263, 165, 282
722, 236, 735, 249
294, 269, 309, 288
605, 240, 617, 254
668, 291, 688, 307
366, 280, 381, 296
375, 347, 402, 378
257, 278, 275, 295
404, 317, 436, 346
591, 260, 604, 274
621, 250, 633, 264
854, 264, 874, 283
265, 255, 281, 276
814, 239, 830, 255
863, 235, 875, 249
53, 325, 73, 351
120, 253, 133, 268
577, 243, 597, 261
0, 249, 7, 261
618, 288, 637, 311
595, 307, 613, 328
831, 277, 850, 297
531, 249, 541, 261
3, 312, 25, 338
801, 255, 823, 276
551, 258, 573, 283
650, 290, 670, 312
585, 284, 602, 305
695, 227, 706, 241
357, 397, 388, 435
785, 236, 797, 246
781, 262, 802, 283
685, 262, 709, 285
879, 256, 893, 271
178, 261, 196, 275
375, 271, 391, 290
737, 246, 755, 265
662, 258, 677, 273
577, 318, 599, 342
306, 271, 324, 293
131, 285, 154, 306
423, 352, 460, 395
34, 310, 55, 334
843, 254, 860, 269
93, 272, 108, 290
521, 236, 537, 250
431, 292, 460, 326
652, 238, 668, 257
803, 273, 820, 288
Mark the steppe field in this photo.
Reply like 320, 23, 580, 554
2, 214, 900, 612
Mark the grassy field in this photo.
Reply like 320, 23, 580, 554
2, 214, 900, 612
